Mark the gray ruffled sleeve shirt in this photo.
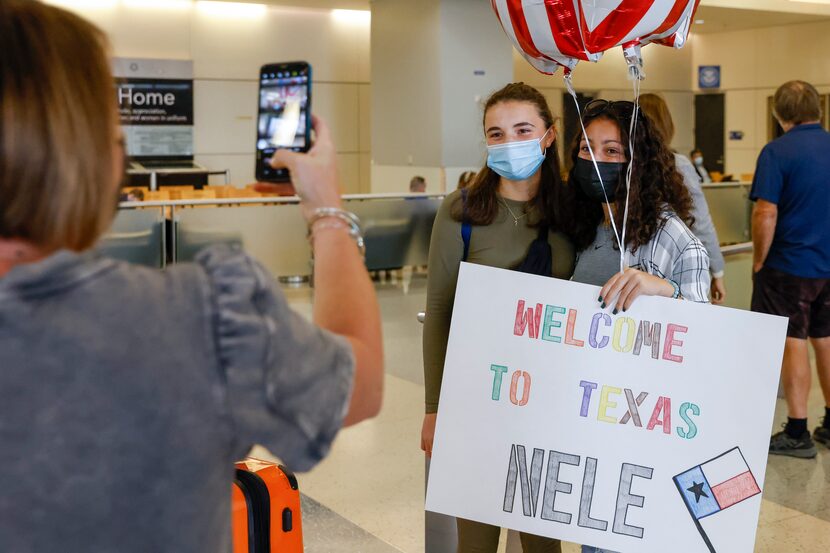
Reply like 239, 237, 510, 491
0, 245, 354, 553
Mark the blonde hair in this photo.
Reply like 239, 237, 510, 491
638, 93, 675, 144
0, 0, 120, 251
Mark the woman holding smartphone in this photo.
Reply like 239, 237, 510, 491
0, 2, 382, 550
422, 82, 574, 553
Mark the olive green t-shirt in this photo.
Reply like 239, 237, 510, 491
422, 189, 576, 413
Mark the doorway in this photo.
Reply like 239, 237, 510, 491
694, 93, 725, 174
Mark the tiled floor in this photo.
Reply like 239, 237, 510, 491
254, 272, 830, 553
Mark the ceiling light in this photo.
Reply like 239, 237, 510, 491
44, 0, 118, 8
197, 1, 266, 18
123, 0, 192, 9
332, 9, 371, 25
694, 19, 704, 24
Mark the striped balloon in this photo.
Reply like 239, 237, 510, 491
492, 0, 700, 74
577, 0, 698, 53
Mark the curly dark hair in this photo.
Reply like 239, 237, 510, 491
559, 103, 693, 253
449, 82, 564, 229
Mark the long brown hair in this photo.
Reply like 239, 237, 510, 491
638, 93, 675, 144
450, 83, 564, 228
560, 103, 693, 252
0, 0, 121, 251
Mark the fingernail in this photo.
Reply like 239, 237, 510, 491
597, 295, 603, 302
612, 308, 618, 315
622, 307, 627, 312
600, 302, 606, 309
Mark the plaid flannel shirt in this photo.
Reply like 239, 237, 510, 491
624, 211, 711, 303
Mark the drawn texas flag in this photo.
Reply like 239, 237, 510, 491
673, 447, 761, 552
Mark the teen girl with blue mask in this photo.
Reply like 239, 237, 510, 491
422, 83, 575, 553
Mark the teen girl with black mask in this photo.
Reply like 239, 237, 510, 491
561, 99, 710, 553
563, 99, 710, 314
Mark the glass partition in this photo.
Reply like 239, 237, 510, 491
721, 251, 752, 311
702, 184, 752, 245
174, 197, 442, 276
344, 196, 441, 270
175, 204, 310, 277
97, 208, 165, 268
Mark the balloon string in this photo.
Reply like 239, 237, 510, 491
564, 72, 626, 274
622, 75, 640, 275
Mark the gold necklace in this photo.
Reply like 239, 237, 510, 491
499, 197, 528, 226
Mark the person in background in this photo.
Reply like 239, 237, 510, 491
752, 80, 830, 459
410, 175, 427, 193
564, 100, 710, 553
119, 188, 145, 202
456, 170, 477, 190
639, 93, 727, 304
690, 148, 712, 183
423, 82, 575, 553
0, 2, 383, 551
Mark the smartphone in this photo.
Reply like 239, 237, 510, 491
255, 61, 312, 182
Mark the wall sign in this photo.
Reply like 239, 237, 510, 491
426, 263, 786, 553
113, 58, 194, 158
117, 78, 193, 125
698, 65, 721, 89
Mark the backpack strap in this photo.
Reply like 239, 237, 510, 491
461, 189, 472, 262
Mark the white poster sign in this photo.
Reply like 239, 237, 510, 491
426, 263, 786, 553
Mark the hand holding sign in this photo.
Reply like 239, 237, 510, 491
599, 268, 676, 313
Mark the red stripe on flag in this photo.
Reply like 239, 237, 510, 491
711, 470, 761, 510
579, 0, 655, 53
506, 0, 545, 59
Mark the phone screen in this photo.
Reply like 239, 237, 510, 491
256, 63, 311, 182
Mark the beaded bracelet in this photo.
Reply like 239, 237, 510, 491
667, 278, 681, 299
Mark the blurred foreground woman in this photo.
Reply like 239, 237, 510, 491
0, 1, 383, 551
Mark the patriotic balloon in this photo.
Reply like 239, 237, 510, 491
490, 0, 597, 74
490, 0, 701, 275
491, 0, 700, 77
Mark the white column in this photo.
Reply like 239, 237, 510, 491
370, 0, 513, 193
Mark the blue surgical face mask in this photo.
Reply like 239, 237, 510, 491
486, 128, 551, 181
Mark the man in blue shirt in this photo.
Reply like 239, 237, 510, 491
751, 80, 830, 458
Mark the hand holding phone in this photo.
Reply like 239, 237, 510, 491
258, 115, 342, 220
255, 61, 312, 182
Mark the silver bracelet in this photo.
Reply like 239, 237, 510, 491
307, 207, 362, 230
307, 208, 365, 259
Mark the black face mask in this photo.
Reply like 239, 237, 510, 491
572, 157, 625, 202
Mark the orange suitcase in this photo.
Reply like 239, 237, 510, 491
232, 458, 304, 553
